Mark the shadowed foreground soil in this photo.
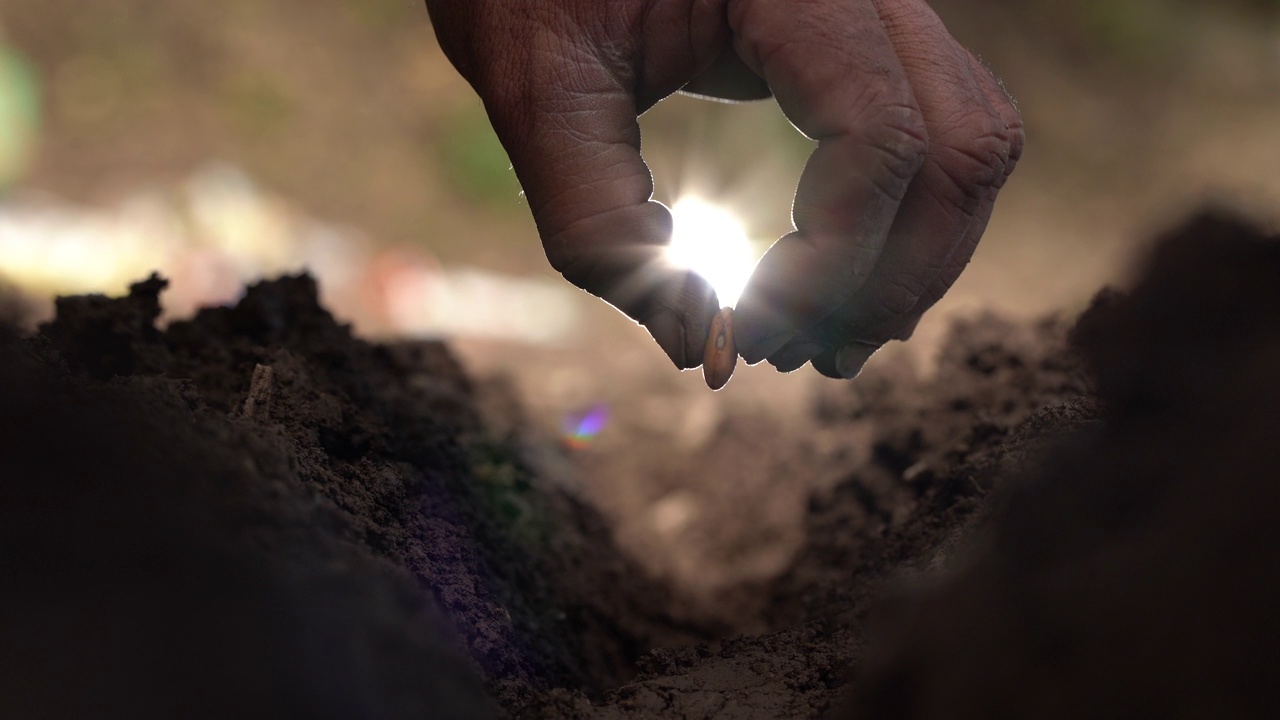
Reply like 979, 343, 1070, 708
2, 211, 1277, 718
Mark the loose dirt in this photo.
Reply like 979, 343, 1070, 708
2, 210, 1277, 718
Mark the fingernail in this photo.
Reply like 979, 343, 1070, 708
835, 342, 880, 379
768, 341, 828, 373
647, 309, 688, 368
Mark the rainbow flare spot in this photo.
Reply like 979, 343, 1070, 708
561, 404, 608, 449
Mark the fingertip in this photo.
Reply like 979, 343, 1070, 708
732, 295, 795, 365
837, 342, 880, 378
646, 309, 690, 369
812, 342, 880, 379
733, 227, 872, 366
644, 272, 719, 370
738, 329, 795, 366
767, 340, 828, 373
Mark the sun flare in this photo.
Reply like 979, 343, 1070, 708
665, 197, 758, 308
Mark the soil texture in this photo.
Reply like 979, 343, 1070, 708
2, 210, 1278, 718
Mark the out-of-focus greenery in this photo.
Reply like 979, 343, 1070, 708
436, 104, 521, 214
1078, 0, 1172, 63
0, 45, 39, 191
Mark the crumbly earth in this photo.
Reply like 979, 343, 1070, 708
2, 211, 1277, 718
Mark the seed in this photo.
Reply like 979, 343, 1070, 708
702, 307, 737, 391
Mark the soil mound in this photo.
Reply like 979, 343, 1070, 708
850, 211, 1280, 719
2, 210, 1276, 718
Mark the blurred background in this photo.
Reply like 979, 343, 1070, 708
2, 0, 1278, 615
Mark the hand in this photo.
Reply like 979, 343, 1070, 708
425, 0, 1023, 377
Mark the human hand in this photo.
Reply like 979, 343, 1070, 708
425, 0, 1022, 378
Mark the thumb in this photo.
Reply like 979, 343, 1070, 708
486, 39, 717, 368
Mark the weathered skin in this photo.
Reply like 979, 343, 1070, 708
425, 0, 1023, 378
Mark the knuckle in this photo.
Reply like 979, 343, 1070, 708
543, 235, 573, 276
972, 63, 1026, 179
875, 271, 931, 318
545, 236, 611, 294
541, 223, 601, 288
544, 233, 587, 284
1001, 105, 1026, 175
933, 109, 1013, 200
535, 203, 626, 276
860, 103, 929, 201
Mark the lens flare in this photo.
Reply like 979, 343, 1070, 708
561, 404, 608, 449
665, 197, 758, 307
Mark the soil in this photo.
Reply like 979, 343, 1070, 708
3, 209, 1279, 719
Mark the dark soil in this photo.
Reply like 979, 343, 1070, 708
2, 210, 1278, 718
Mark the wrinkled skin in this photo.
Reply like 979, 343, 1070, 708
425, 0, 1022, 378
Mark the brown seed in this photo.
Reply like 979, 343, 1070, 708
702, 307, 737, 391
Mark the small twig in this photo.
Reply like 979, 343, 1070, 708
240, 364, 275, 421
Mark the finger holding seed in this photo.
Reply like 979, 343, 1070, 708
702, 307, 737, 391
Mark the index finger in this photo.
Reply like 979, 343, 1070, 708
485, 35, 718, 369
727, 0, 928, 363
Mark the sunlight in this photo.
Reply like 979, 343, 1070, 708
665, 197, 757, 307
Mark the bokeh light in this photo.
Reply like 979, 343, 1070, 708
560, 404, 608, 450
